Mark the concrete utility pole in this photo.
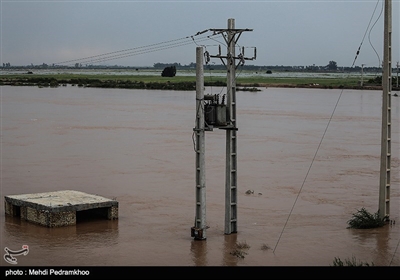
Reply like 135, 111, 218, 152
379, 0, 392, 221
361, 64, 365, 87
209, 18, 254, 235
192, 46, 207, 240
224, 18, 238, 235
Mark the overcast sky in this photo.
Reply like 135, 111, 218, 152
1, 0, 399, 68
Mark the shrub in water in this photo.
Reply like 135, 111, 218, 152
347, 207, 385, 229
331, 256, 374, 266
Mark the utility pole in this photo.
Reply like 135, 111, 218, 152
379, 0, 391, 221
209, 18, 255, 235
361, 64, 365, 87
191, 46, 207, 240
224, 18, 239, 235
397, 61, 399, 88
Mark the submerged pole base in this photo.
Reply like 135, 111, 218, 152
191, 226, 206, 240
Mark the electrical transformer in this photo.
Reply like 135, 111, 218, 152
204, 94, 227, 127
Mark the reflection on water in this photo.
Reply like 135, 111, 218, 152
4, 215, 118, 246
349, 223, 396, 265
190, 230, 239, 266
1, 85, 399, 266
222, 234, 239, 266
190, 240, 207, 266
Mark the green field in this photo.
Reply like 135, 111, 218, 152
0, 72, 383, 90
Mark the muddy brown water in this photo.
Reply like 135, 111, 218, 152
1, 85, 399, 267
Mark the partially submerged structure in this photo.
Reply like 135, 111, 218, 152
4, 190, 118, 227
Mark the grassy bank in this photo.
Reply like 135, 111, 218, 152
0, 73, 385, 90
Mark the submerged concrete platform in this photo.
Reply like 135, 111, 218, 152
4, 190, 118, 227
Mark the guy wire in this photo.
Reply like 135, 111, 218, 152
272, 87, 344, 253
274, 0, 386, 253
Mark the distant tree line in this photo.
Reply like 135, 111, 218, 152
1, 60, 391, 74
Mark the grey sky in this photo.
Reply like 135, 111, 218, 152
1, 0, 399, 68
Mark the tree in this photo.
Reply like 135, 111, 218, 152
161, 65, 176, 77
327, 61, 338, 71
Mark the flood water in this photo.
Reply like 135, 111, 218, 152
1, 85, 399, 267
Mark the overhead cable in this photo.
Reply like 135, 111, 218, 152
53, 30, 221, 66
351, 0, 381, 67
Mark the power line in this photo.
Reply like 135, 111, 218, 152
367, 0, 384, 68
53, 36, 191, 65
351, 0, 382, 67
62, 38, 209, 66
53, 32, 223, 66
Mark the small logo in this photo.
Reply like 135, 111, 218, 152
4, 245, 29, 265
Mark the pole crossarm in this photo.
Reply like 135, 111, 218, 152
200, 26, 255, 70
209, 28, 253, 33
209, 54, 255, 60
209, 28, 253, 43
208, 28, 255, 69
210, 29, 252, 47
